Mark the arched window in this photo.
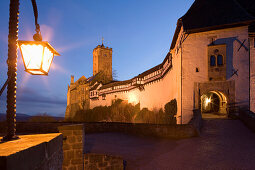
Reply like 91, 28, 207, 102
210, 55, 216, 66
217, 55, 223, 66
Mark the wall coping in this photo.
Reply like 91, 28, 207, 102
58, 124, 83, 130
0, 133, 62, 170
0, 133, 62, 156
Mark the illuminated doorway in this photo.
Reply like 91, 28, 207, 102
201, 91, 228, 116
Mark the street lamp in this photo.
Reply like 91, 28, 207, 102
18, 40, 60, 75
2, 0, 59, 141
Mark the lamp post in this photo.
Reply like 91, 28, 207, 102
2, 0, 59, 141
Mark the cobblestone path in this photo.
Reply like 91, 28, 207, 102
84, 119, 255, 170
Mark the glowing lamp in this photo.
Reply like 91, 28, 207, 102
205, 97, 211, 106
18, 40, 60, 75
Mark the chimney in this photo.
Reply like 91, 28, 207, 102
71, 75, 74, 84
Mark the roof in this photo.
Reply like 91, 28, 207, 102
99, 80, 132, 90
136, 64, 162, 78
236, 0, 255, 17
136, 52, 171, 78
90, 83, 101, 91
99, 52, 171, 90
170, 0, 255, 50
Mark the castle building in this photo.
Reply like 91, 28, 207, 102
65, 44, 113, 119
65, 0, 255, 124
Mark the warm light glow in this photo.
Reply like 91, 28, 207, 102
205, 97, 211, 106
128, 93, 138, 104
18, 41, 59, 75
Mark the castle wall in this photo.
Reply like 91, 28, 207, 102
181, 26, 250, 122
90, 50, 182, 123
250, 36, 255, 113
67, 27, 252, 123
65, 76, 90, 119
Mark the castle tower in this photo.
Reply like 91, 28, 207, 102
93, 41, 113, 84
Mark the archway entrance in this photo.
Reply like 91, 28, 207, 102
201, 91, 228, 118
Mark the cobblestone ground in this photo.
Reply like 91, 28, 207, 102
84, 119, 255, 170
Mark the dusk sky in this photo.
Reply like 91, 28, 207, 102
0, 0, 194, 117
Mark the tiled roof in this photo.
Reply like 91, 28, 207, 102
171, 0, 255, 50
136, 64, 162, 78
99, 80, 132, 90
98, 52, 171, 90
181, 0, 255, 32
90, 83, 101, 91
136, 52, 171, 78
236, 0, 255, 17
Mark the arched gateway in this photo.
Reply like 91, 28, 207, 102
201, 91, 228, 115
194, 80, 235, 118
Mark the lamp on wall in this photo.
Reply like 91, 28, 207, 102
2, 0, 59, 141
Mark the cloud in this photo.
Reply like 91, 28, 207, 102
0, 87, 66, 116
0, 87, 66, 105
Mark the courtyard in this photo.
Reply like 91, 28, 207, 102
85, 119, 255, 169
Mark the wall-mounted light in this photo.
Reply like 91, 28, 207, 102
205, 97, 211, 107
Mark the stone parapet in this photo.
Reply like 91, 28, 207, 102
83, 122, 199, 139
58, 124, 84, 170
0, 133, 63, 170
84, 153, 124, 170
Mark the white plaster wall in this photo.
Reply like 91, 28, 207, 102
181, 26, 250, 123
250, 37, 255, 113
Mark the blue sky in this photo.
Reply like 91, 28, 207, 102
0, 0, 194, 117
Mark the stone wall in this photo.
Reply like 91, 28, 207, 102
83, 116, 201, 139
239, 110, 255, 132
84, 153, 124, 170
58, 124, 84, 170
0, 133, 63, 170
0, 122, 71, 135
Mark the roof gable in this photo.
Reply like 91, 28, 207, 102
170, 0, 255, 50
181, 0, 255, 33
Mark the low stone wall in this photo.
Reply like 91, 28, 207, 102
83, 122, 197, 139
0, 122, 71, 135
82, 110, 202, 139
0, 110, 202, 139
84, 153, 124, 170
0, 133, 63, 170
239, 110, 255, 132
58, 124, 84, 170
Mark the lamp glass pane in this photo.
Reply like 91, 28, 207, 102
42, 46, 54, 73
20, 44, 44, 69
28, 70, 45, 75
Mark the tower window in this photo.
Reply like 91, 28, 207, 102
210, 55, 216, 66
196, 67, 199, 72
217, 55, 223, 66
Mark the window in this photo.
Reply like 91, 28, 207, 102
102, 94, 106, 100
210, 55, 216, 66
217, 55, 223, 66
196, 67, 199, 72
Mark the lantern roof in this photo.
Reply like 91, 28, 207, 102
18, 40, 60, 56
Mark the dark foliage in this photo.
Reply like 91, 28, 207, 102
71, 98, 177, 124
164, 99, 177, 124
